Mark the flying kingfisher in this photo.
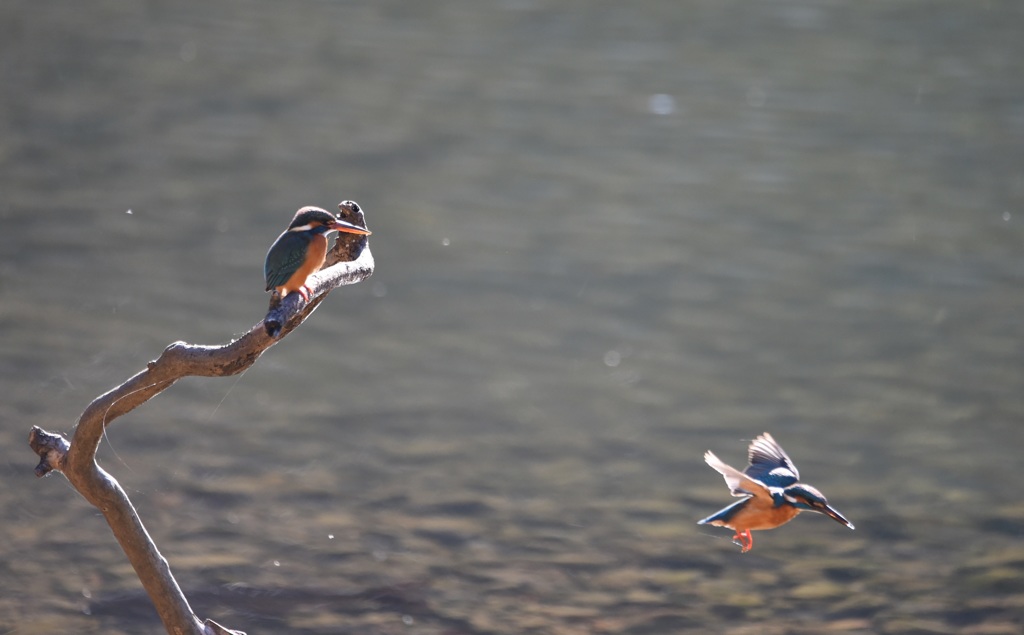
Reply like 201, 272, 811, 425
698, 432, 854, 553
264, 205, 371, 303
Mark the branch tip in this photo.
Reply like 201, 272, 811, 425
28, 426, 69, 477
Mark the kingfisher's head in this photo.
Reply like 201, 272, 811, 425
288, 206, 371, 236
783, 484, 855, 529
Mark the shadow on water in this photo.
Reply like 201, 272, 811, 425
2, 1, 1024, 633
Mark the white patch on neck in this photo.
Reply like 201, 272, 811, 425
289, 224, 314, 232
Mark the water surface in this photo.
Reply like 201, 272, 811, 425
2, 2, 1023, 633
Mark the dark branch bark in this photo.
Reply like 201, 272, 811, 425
28, 205, 373, 635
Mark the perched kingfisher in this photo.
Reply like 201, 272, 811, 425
264, 205, 371, 303
698, 432, 854, 553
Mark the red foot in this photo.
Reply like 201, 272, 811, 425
732, 529, 753, 553
297, 285, 311, 303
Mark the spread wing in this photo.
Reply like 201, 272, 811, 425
704, 450, 773, 501
265, 231, 309, 290
697, 497, 751, 527
744, 432, 799, 488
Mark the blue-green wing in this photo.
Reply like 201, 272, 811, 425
264, 231, 310, 290
697, 497, 752, 526
744, 433, 799, 489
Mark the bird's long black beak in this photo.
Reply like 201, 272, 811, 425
329, 219, 372, 236
821, 504, 855, 530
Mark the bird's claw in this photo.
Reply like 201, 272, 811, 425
732, 529, 754, 553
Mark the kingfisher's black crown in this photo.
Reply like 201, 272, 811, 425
288, 206, 337, 230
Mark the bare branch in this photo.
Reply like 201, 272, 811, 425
28, 204, 374, 635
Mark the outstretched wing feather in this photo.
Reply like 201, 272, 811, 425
745, 432, 800, 488
704, 451, 773, 501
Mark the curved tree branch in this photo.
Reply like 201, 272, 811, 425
28, 203, 374, 635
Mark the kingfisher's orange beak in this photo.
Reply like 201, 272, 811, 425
330, 219, 371, 236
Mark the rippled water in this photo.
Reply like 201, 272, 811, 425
2, 1, 1023, 633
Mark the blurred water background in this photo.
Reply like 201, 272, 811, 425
2, 1, 1023, 633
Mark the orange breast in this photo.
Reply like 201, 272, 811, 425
279, 234, 328, 295
730, 498, 802, 532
